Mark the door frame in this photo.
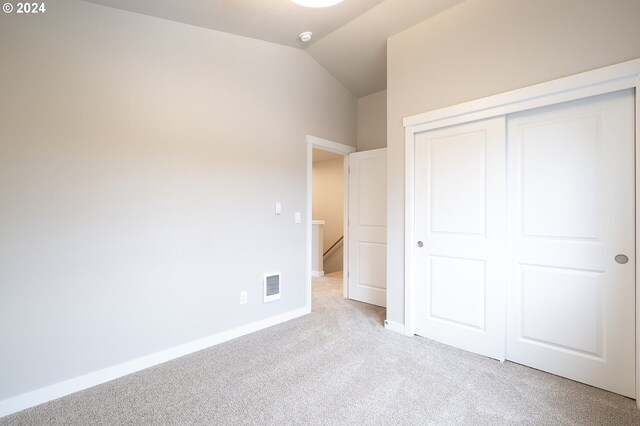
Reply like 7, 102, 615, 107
306, 135, 356, 309
403, 58, 640, 405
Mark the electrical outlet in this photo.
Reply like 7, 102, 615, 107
240, 291, 248, 305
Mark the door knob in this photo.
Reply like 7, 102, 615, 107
615, 254, 629, 264
417, 241, 423, 248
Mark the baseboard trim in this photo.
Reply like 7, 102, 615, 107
0, 306, 310, 418
311, 270, 324, 277
384, 319, 405, 334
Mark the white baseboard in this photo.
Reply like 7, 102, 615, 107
311, 270, 324, 277
384, 319, 405, 334
0, 306, 310, 418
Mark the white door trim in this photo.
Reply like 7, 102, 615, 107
403, 58, 640, 405
404, 59, 640, 130
306, 135, 356, 309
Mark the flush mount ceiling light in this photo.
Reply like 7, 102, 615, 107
291, 0, 344, 7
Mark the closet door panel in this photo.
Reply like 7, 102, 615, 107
506, 89, 635, 398
413, 117, 507, 360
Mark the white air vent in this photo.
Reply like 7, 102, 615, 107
263, 273, 281, 303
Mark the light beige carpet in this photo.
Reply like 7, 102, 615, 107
3, 271, 640, 425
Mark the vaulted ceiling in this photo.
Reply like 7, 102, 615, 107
82, 0, 465, 98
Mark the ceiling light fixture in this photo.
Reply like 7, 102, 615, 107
291, 0, 344, 8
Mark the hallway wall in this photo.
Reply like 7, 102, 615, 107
313, 156, 344, 273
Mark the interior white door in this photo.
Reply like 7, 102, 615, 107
506, 90, 635, 398
413, 117, 507, 360
348, 148, 387, 307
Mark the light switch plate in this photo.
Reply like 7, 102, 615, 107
275, 202, 282, 215
294, 211, 301, 223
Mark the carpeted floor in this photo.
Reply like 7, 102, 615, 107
3, 272, 640, 425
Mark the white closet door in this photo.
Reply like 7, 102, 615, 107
348, 148, 387, 307
414, 117, 507, 360
506, 90, 635, 397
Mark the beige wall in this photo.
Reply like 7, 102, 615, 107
0, 0, 355, 401
357, 90, 387, 151
386, 0, 640, 325
313, 157, 344, 272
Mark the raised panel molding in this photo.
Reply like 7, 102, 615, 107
519, 264, 603, 357
357, 242, 387, 290
357, 157, 387, 227
429, 255, 486, 331
429, 130, 486, 236
519, 114, 601, 240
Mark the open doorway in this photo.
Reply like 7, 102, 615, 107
305, 136, 355, 310
312, 148, 344, 277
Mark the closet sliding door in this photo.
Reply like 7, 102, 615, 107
506, 90, 636, 398
413, 117, 507, 360
409, 89, 636, 397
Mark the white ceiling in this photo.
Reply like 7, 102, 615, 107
82, 0, 387, 48
307, 0, 466, 97
81, 0, 465, 98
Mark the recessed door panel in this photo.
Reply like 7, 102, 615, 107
429, 256, 486, 330
357, 242, 386, 290
430, 131, 486, 236
520, 264, 602, 356
357, 158, 387, 227
521, 115, 600, 240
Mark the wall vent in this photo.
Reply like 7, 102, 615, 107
263, 273, 281, 303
